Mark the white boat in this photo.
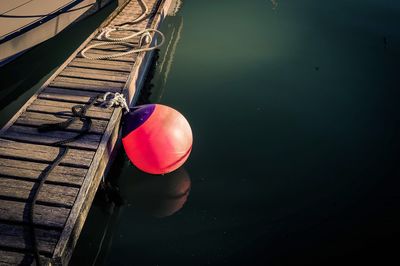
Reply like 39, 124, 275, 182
0, 0, 110, 66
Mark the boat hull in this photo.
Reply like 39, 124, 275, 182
0, 0, 99, 65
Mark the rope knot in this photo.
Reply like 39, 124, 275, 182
97, 26, 115, 40
98, 92, 129, 113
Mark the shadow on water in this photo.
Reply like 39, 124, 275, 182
126, 167, 191, 218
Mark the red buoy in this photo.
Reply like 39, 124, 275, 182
122, 104, 193, 174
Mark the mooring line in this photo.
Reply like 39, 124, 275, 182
30, 95, 98, 265
30, 91, 130, 265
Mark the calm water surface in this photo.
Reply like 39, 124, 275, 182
1, 0, 400, 265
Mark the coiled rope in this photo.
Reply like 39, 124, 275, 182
81, 0, 165, 60
30, 93, 128, 265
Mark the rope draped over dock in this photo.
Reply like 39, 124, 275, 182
0, 0, 173, 264
32, 93, 128, 266
81, 0, 165, 60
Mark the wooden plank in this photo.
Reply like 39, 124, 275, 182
27, 99, 112, 120
60, 67, 129, 83
87, 39, 139, 50
39, 87, 104, 104
0, 223, 60, 255
0, 158, 85, 186
0, 250, 34, 265
0, 139, 94, 168
16, 111, 107, 134
76, 52, 136, 63
0, 178, 78, 207
78, 48, 136, 60
50, 76, 124, 92
27, 105, 112, 121
0, 199, 69, 229
3, 125, 102, 150
90, 35, 141, 45
63, 66, 130, 79
69, 57, 133, 72
29, 99, 112, 113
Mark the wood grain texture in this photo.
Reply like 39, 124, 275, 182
60, 67, 129, 83
50, 76, 124, 92
3, 125, 101, 150
16, 111, 107, 134
69, 57, 133, 72
87, 39, 140, 50
0, 250, 35, 265
39, 87, 104, 104
0, 178, 78, 207
27, 99, 112, 120
0, 222, 60, 255
0, 139, 94, 168
0, 158, 85, 186
0, 199, 69, 228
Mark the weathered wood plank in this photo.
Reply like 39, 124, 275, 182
0, 139, 94, 168
63, 66, 129, 79
79, 48, 136, 61
0, 178, 78, 207
39, 87, 103, 104
27, 99, 112, 120
0, 223, 60, 255
29, 99, 112, 112
76, 52, 136, 63
60, 67, 129, 83
69, 57, 133, 72
87, 39, 139, 50
50, 76, 124, 92
81, 48, 136, 58
27, 105, 111, 121
0, 199, 69, 228
0, 158, 85, 186
3, 125, 101, 150
16, 111, 107, 134
0, 250, 34, 265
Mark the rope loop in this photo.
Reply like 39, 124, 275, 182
81, 29, 164, 60
80, 0, 164, 60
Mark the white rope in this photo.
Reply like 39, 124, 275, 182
80, 0, 165, 60
98, 92, 130, 113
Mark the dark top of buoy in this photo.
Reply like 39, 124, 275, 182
122, 104, 156, 138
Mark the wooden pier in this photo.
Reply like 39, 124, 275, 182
0, 0, 172, 264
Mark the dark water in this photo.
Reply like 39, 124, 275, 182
71, 0, 400, 265
2, 0, 400, 265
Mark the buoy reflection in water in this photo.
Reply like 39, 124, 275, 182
127, 167, 191, 218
